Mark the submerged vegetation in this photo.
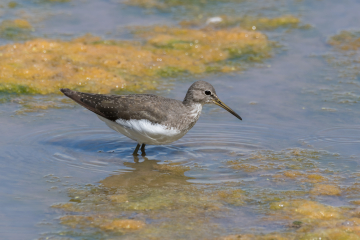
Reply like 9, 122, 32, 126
0, 19, 33, 40
42, 147, 360, 239
318, 31, 360, 105
180, 15, 303, 31
124, 0, 306, 32
48, 159, 247, 239
328, 31, 360, 82
9, 95, 76, 115
329, 31, 360, 51
124, 0, 243, 10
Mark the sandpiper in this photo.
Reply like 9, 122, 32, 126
60, 80, 242, 155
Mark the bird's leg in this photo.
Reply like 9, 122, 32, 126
141, 144, 146, 156
133, 143, 141, 156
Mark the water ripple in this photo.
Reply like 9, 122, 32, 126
12, 122, 288, 177
300, 126, 360, 155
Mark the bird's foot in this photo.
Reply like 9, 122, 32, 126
133, 155, 139, 163
133, 154, 149, 163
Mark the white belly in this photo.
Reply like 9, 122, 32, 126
98, 116, 188, 145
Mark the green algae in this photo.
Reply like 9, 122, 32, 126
124, 0, 243, 11
0, 83, 35, 94
329, 31, 360, 51
0, 19, 33, 40
0, 27, 271, 96
180, 15, 304, 31
327, 31, 360, 83
224, 148, 350, 214
48, 158, 247, 239
39, 0, 70, 3
60, 215, 145, 231
135, 25, 273, 74
14, 95, 75, 114
44, 147, 360, 239
8, 1, 18, 8
316, 30, 360, 106
0, 1, 307, 115
237, 15, 302, 30
156, 66, 188, 77
0, 0, 310, 115
264, 199, 360, 239
222, 148, 360, 239
226, 148, 337, 172
124, 0, 307, 34
0, 94, 75, 115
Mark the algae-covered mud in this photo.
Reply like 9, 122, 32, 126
0, 28, 270, 95
2, 0, 360, 239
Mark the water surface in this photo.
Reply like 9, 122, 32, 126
1, 0, 360, 239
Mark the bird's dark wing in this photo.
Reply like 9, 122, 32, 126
60, 88, 171, 123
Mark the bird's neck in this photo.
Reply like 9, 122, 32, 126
182, 95, 204, 107
182, 93, 203, 120
183, 102, 203, 120
182, 90, 195, 106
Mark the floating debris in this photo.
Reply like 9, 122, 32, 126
206, 16, 223, 25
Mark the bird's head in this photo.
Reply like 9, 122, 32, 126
183, 80, 242, 121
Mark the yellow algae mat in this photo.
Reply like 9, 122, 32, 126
0, 26, 271, 95
0, 14, 304, 113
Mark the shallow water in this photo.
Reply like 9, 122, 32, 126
1, 0, 360, 239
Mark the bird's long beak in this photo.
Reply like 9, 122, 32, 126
212, 97, 242, 121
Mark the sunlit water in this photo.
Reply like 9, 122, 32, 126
1, 0, 360, 239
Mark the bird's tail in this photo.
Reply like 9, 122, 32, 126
60, 88, 73, 97
60, 88, 107, 118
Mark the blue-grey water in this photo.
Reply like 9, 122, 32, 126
1, 0, 360, 239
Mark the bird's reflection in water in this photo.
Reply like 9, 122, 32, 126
100, 155, 194, 189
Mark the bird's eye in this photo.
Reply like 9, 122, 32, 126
205, 90, 211, 95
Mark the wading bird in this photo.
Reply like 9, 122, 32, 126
61, 81, 242, 155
